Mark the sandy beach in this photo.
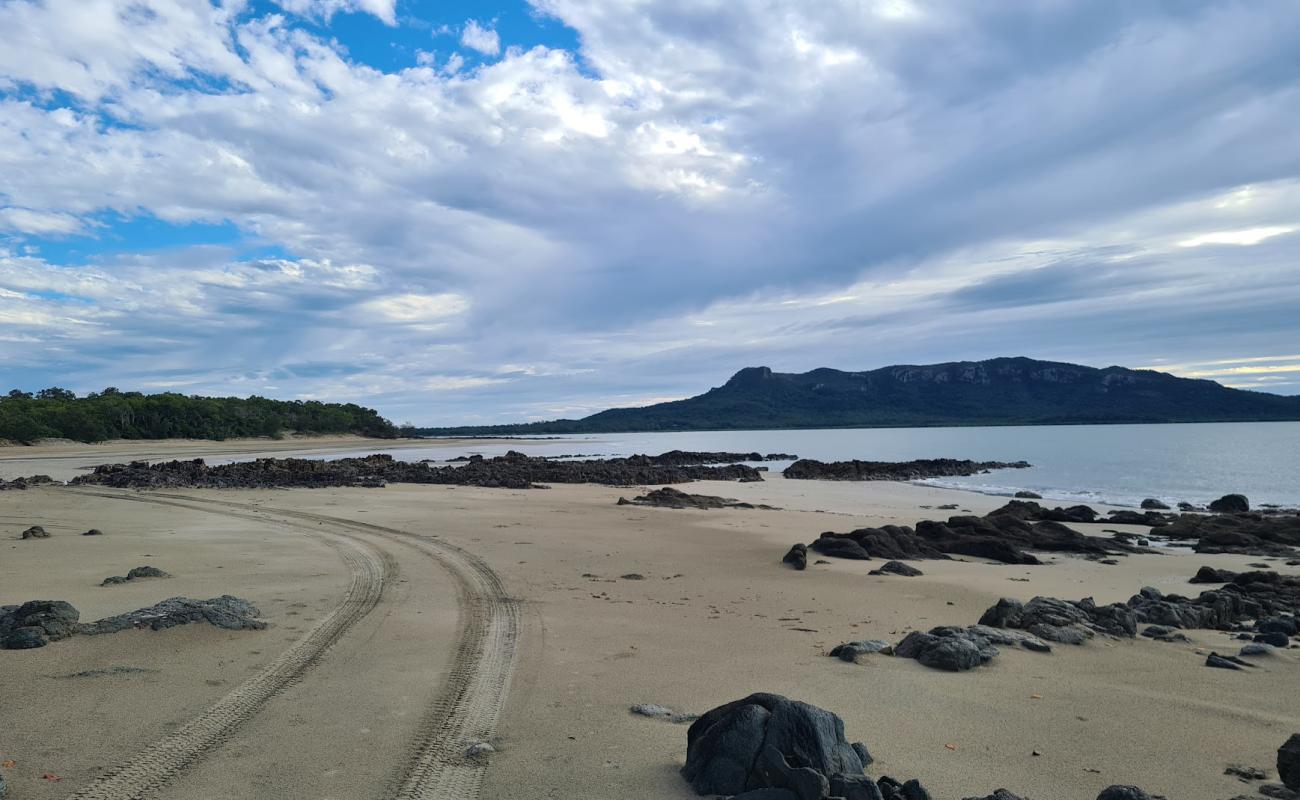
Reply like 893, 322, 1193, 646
1, 441, 1296, 800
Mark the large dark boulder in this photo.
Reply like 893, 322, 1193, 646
1210, 494, 1250, 513
20, 525, 49, 539
1096, 788, 1156, 800
869, 561, 923, 577
894, 628, 998, 671
0, 600, 80, 648
1280, 734, 1300, 790
783, 543, 808, 570
682, 693, 867, 797
1141, 498, 1170, 510
1189, 566, 1238, 584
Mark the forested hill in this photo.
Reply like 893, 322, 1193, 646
0, 388, 398, 444
415, 357, 1300, 435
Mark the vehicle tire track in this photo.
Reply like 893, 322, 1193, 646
75, 489, 522, 800
58, 489, 391, 800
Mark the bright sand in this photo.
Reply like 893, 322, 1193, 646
1, 440, 1296, 800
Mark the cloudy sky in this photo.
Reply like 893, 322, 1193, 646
2, 0, 1299, 424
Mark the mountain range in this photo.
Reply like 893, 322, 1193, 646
414, 357, 1300, 435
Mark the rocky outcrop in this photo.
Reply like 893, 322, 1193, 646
784, 458, 1030, 482
979, 572, 1299, 645
0, 474, 54, 491
1014, 491, 1042, 499
1189, 566, 1238, 584
1161, 513, 1300, 557
619, 487, 776, 510
101, 565, 170, 586
73, 451, 764, 490
807, 502, 1138, 566
1, 596, 264, 648
1106, 510, 1174, 527
1210, 494, 1251, 513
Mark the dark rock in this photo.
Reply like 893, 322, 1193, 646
0, 599, 80, 648
1259, 617, 1300, 636
962, 791, 1027, 800
1260, 783, 1299, 800
1255, 631, 1291, 648
869, 561, 923, 577
851, 741, 873, 766
895, 628, 998, 671
784, 458, 1030, 482
1014, 491, 1042, 499
732, 790, 800, 800
73, 451, 765, 491
1107, 510, 1173, 527
1240, 643, 1276, 657
20, 524, 49, 539
783, 543, 808, 571
1096, 788, 1156, 800
1280, 733, 1300, 790
681, 693, 866, 796
1206, 652, 1250, 670
1190, 566, 1238, 584
1, 626, 48, 649
1177, 502, 1198, 511
101, 565, 171, 586
1141, 498, 1171, 510
1210, 494, 1251, 513
829, 640, 890, 662
81, 595, 266, 635
82, 528, 103, 536
622, 486, 777, 510
1226, 764, 1268, 781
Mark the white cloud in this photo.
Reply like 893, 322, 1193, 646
1178, 226, 1296, 247
274, 0, 397, 25
0, 207, 84, 235
359, 293, 471, 323
460, 19, 501, 56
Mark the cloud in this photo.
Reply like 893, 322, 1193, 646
460, 19, 501, 56
1, 1, 1299, 421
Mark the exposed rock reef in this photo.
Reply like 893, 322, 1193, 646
1162, 513, 1300, 556
618, 487, 777, 510
0, 596, 265, 649
783, 458, 1030, 482
0, 475, 53, 491
72, 451, 763, 490
803, 501, 1140, 566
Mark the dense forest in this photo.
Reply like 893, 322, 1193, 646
415, 357, 1300, 435
0, 387, 398, 444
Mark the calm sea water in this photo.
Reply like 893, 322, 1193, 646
261, 421, 1300, 509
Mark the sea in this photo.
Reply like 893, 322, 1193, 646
258, 421, 1300, 510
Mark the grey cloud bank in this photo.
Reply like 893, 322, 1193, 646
1, 1, 1299, 425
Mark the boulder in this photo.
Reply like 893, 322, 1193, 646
681, 693, 867, 797
1190, 566, 1238, 584
1141, 499, 1170, 510
1096, 788, 1156, 800
101, 565, 171, 586
1014, 491, 1042, 499
829, 640, 891, 662
1210, 494, 1251, 513
895, 628, 998, 671
962, 792, 1026, 800
1280, 734, 1300, 790
82, 528, 103, 536
20, 525, 49, 539
783, 543, 808, 571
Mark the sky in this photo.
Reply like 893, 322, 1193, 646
2, 1, 1300, 425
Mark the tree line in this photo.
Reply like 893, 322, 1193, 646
0, 387, 398, 444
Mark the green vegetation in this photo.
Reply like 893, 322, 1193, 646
0, 387, 398, 444
413, 357, 1300, 436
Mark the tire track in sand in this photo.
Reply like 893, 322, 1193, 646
69, 489, 521, 800
58, 489, 391, 800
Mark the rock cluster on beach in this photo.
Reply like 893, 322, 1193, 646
1162, 513, 1300, 556
0, 595, 265, 649
100, 565, 170, 586
0, 474, 53, 491
618, 487, 777, 510
800, 501, 1141, 566
682, 692, 1164, 800
72, 450, 764, 490
783, 458, 1030, 482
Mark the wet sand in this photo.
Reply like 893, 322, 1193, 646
1, 441, 1296, 800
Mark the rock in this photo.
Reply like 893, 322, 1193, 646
1140, 625, 1190, 643
732, 790, 800, 800
784, 458, 1030, 482
101, 565, 171, 586
1141, 498, 1170, 510
1255, 631, 1291, 648
0, 600, 80, 648
895, 629, 998, 671
631, 703, 674, 718
829, 640, 890, 662
1210, 494, 1251, 513
20, 525, 49, 539
81, 595, 266, 635
622, 487, 777, 510
783, 543, 808, 571
1240, 643, 1277, 657
681, 693, 867, 796
1014, 491, 1042, 499
82, 528, 103, 536
1226, 764, 1268, 781
1260, 783, 1299, 800
1096, 788, 1156, 800
1206, 652, 1249, 670
1190, 566, 1238, 584
73, 451, 765, 491
1280, 733, 1300, 790
962, 791, 1027, 800
466, 742, 495, 756
869, 561, 923, 577
1259, 617, 1300, 636
851, 741, 874, 766
1107, 510, 1173, 527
